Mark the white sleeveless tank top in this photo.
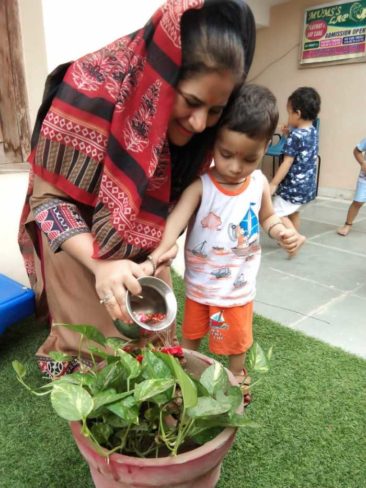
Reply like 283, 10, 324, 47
184, 170, 264, 307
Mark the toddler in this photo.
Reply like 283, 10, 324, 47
337, 138, 366, 236
142, 84, 304, 403
270, 86, 321, 234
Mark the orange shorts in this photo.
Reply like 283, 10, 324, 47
182, 297, 253, 355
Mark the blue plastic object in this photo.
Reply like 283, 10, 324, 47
266, 135, 286, 157
266, 134, 286, 175
0, 274, 35, 333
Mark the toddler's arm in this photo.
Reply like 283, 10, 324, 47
260, 179, 304, 256
353, 146, 366, 173
269, 154, 294, 195
141, 179, 202, 275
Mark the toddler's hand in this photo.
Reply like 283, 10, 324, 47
156, 244, 178, 273
278, 228, 306, 256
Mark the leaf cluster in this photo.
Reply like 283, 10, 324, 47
13, 324, 269, 458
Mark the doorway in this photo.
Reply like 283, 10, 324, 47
0, 0, 31, 166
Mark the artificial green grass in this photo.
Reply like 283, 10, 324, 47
1, 272, 365, 488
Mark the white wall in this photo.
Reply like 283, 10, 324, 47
19, 0, 163, 125
250, 0, 366, 198
18, 0, 48, 127
41, 0, 163, 71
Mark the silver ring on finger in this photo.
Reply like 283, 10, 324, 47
99, 293, 114, 304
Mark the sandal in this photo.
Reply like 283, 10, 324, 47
235, 368, 252, 408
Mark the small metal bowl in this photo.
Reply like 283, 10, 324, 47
113, 276, 177, 340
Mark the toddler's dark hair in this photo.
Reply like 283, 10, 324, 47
219, 84, 279, 141
288, 86, 321, 121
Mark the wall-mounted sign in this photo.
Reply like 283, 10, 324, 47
299, 1, 366, 66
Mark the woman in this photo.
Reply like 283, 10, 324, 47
19, 0, 256, 376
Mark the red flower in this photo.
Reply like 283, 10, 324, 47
160, 346, 184, 358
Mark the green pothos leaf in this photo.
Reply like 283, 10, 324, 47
117, 349, 141, 379
50, 383, 93, 421
107, 396, 139, 425
90, 422, 113, 445
92, 389, 131, 411
48, 352, 73, 362
246, 342, 271, 373
200, 361, 228, 396
187, 397, 231, 418
134, 378, 175, 402
142, 349, 172, 379
105, 337, 128, 351
54, 323, 106, 346
12, 360, 26, 379
157, 353, 197, 409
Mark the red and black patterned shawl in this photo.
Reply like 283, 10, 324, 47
27, 0, 210, 261
19, 0, 256, 289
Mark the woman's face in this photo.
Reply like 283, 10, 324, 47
168, 71, 236, 146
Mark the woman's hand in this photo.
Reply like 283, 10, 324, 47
94, 259, 145, 322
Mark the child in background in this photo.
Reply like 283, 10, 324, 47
142, 84, 304, 404
337, 138, 366, 236
270, 86, 321, 234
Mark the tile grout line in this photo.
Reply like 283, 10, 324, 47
266, 266, 345, 291
255, 300, 331, 324
306, 229, 340, 240
262, 234, 366, 258
288, 283, 365, 328
302, 215, 366, 225
306, 239, 366, 257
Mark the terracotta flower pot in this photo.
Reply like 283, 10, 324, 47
70, 349, 241, 488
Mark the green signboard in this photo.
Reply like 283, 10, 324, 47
299, 1, 366, 65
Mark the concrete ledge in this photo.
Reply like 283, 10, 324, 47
0, 163, 30, 173
317, 186, 354, 201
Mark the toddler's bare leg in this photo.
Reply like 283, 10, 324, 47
181, 337, 201, 351
229, 353, 251, 406
228, 352, 246, 378
288, 211, 301, 231
337, 201, 364, 236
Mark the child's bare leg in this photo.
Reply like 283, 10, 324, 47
181, 337, 201, 351
228, 352, 246, 379
288, 211, 301, 232
337, 201, 363, 236
229, 353, 251, 406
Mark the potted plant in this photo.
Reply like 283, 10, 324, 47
13, 324, 271, 488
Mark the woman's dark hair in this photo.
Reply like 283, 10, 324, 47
171, 1, 256, 201
288, 87, 321, 121
180, 0, 256, 83
219, 84, 279, 141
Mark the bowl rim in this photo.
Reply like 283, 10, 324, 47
125, 276, 177, 332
